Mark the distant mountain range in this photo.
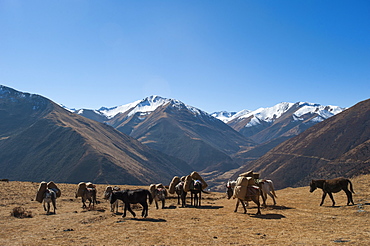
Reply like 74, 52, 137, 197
2, 85, 368, 190
74, 95, 256, 174
73, 96, 345, 178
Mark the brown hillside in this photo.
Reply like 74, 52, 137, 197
0, 86, 192, 184
237, 99, 370, 189
0, 175, 369, 245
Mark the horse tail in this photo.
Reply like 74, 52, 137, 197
268, 181, 278, 198
348, 179, 355, 193
147, 190, 153, 205
201, 188, 210, 194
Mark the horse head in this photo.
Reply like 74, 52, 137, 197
110, 192, 118, 204
226, 183, 233, 200
309, 180, 317, 193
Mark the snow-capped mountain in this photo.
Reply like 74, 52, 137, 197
74, 96, 346, 177
75, 95, 209, 122
210, 111, 237, 123
217, 102, 345, 144
214, 102, 344, 126
75, 95, 255, 172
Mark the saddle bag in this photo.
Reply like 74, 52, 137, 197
35, 181, 48, 203
169, 176, 180, 194
190, 171, 208, 189
183, 175, 192, 193
76, 182, 87, 197
236, 176, 255, 186
47, 181, 61, 198
233, 185, 248, 200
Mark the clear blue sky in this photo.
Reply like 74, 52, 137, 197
1, 0, 369, 113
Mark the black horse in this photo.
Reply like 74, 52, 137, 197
190, 180, 208, 207
310, 178, 355, 206
110, 189, 153, 218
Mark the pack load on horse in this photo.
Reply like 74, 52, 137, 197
229, 170, 261, 215
35, 181, 61, 214
172, 176, 187, 207
238, 171, 277, 207
75, 182, 97, 208
183, 171, 209, 207
169, 171, 209, 207
168, 176, 181, 194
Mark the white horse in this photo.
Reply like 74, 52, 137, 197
257, 179, 277, 207
226, 179, 277, 207
43, 188, 57, 214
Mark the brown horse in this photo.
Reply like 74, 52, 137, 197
309, 178, 355, 206
226, 183, 261, 215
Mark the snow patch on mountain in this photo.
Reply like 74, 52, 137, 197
293, 103, 343, 120
211, 111, 237, 122
81, 95, 207, 119
213, 102, 345, 128
98, 100, 142, 118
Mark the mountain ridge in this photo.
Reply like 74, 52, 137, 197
0, 85, 192, 184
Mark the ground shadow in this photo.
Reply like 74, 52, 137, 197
115, 217, 167, 223
264, 205, 294, 210
130, 217, 167, 222
195, 205, 224, 210
250, 213, 286, 220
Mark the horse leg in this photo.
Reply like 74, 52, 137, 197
327, 192, 336, 206
199, 192, 201, 207
268, 192, 276, 206
126, 203, 136, 218
320, 192, 327, 206
181, 192, 186, 207
82, 198, 87, 209
240, 199, 247, 214
43, 200, 47, 211
155, 199, 159, 209
234, 199, 240, 213
115, 201, 119, 213
261, 191, 267, 208
93, 194, 97, 208
122, 203, 127, 217
177, 194, 180, 205
141, 202, 148, 218
344, 189, 354, 206
162, 199, 165, 209
190, 192, 193, 206
52, 198, 56, 214
253, 196, 261, 215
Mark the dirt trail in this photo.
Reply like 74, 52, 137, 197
0, 175, 369, 245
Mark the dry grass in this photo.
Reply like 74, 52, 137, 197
0, 175, 369, 245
